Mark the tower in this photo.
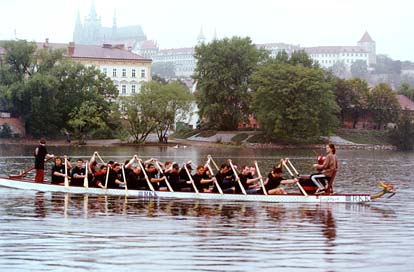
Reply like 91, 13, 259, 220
73, 10, 83, 42
197, 27, 206, 45
112, 9, 117, 39
358, 31, 376, 65
83, 1, 102, 44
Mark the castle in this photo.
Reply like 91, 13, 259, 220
73, 2, 146, 50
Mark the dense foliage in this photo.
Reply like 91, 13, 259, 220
251, 53, 339, 140
0, 40, 119, 138
122, 81, 193, 143
194, 37, 267, 130
388, 110, 414, 150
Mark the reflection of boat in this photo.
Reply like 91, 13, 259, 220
0, 176, 395, 203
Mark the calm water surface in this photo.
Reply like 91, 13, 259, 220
0, 144, 413, 271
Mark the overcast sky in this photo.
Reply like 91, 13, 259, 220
0, 0, 412, 61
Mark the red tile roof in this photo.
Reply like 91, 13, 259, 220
141, 40, 158, 50
358, 31, 374, 43
397, 95, 414, 110
36, 42, 150, 61
0, 47, 5, 55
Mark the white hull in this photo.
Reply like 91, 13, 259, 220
0, 176, 373, 203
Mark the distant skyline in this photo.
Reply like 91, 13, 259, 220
0, 0, 413, 61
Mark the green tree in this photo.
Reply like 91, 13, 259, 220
68, 101, 108, 144
350, 60, 368, 78
398, 82, 414, 101
334, 78, 369, 128
373, 55, 401, 74
151, 62, 175, 79
329, 61, 348, 78
194, 36, 267, 130
251, 60, 338, 140
388, 110, 414, 150
0, 40, 119, 137
121, 81, 193, 143
368, 83, 400, 130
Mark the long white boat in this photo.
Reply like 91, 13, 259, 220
0, 176, 396, 203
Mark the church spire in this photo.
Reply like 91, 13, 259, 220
197, 27, 206, 44
73, 9, 83, 42
89, 0, 98, 20
112, 9, 117, 38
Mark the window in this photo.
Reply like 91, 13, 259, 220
113, 68, 117, 77
102, 68, 107, 75
141, 69, 146, 78
131, 85, 136, 94
122, 85, 126, 94
132, 69, 136, 78
122, 68, 126, 77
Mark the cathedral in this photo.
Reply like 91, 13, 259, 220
73, 3, 147, 49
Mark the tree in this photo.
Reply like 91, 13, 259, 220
367, 83, 400, 130
334, 78, 369, 128
350, 60, 368, 78
398, 82, 414, 101
194, 36, 267, 130
151, 62, 175, 79
251, 60, 339, 140
122, 81, 193, 143
0, 40, 119, 137
68, 101, 109, 144
373, 55, 401, 74
329, 61, 348, 78
388, 110, 414, 150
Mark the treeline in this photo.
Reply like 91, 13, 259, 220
194, 37, 414, 149
0, 40, 194, 144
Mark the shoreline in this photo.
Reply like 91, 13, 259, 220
0, 138, 396, 150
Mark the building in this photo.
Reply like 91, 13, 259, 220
303, 32, 376, 69
73, 3, 146, 50
256, 42, 300, 58
152, 47, 196, 78
38, 39, 152, 97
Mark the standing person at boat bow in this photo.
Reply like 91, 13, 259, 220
311, 143, 338, 194
264, 167, 298, 195
34, 139, 54, 183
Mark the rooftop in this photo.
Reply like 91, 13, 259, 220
397, 95, 414, 111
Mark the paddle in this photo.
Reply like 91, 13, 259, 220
206, 158, 223, 195
64, 157, 69, 188
282, 159, 308, 196
136, 156, 155, 192
254, 160, 267, 195
228, 159, 246, 195
153, 160, 174, 192
208, 155, 220, 171
121, 164, 128, 196
83, 160, 89, 188
183, 163, 199, 194
104, 162, 110, 189
9, 157, 53, 179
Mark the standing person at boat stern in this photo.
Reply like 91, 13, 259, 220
34, 139, 53, 183
311, 143, 338, 194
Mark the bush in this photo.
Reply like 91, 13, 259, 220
0, 123, 13, 138
388, 110, 414, 150
231, 133, 249, 144
197, 130, 217, 137
171, 128, 200, 139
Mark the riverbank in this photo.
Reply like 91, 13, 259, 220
0, 133, 396, 150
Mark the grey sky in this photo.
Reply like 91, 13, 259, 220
0, 0, 412, 61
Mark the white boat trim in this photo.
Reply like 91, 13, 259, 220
0, 176, 372, 203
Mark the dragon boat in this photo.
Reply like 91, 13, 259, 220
0, 153, 397, 203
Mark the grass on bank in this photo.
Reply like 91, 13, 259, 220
334, 128, 390, 145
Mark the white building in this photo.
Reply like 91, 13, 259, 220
303, 31, 376, 69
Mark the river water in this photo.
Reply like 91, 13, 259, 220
0, 144, 413, 271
